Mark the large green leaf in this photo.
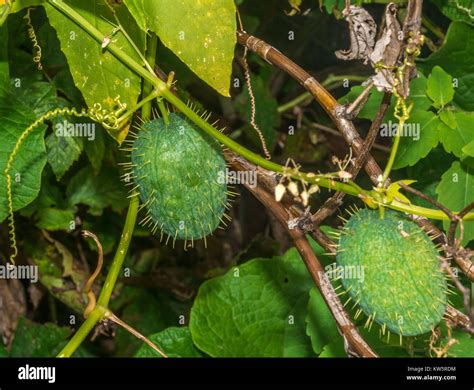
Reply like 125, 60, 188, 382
135, 327, 203, 358
436, 161, 474, 244
426, 66, 455, 109
0, 81, 58, 222
124, 0, 236, 96
10, 317, 70, 357
393, 110, 440, 169
189, 247, 316, 357
439, 112, 474, 159
423, 22, 474, 111
44, 0, 145, 142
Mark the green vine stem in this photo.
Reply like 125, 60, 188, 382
141, 32, 157, 121
57, 305, 106, 357
96, 194, 139, 308
382, 109, 407, 184
47, 0, 474, 220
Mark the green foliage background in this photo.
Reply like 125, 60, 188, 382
0, 0, 473, 358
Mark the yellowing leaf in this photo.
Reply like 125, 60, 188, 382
124, 0, 236, 96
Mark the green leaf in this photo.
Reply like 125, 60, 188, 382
426, 66, 455, 109
423, 22, 474, 111
447, 330, 474, 357
36, 207, 75, 231
189, 247, 316, 357
406, 74, 435, 111
124, 0, 236, 96
135, 327, 203, 358
305, 287, 341, 355
433, 0, 474, 26
66, 166, 128, 215
318, 338, 346, 357
44, 0, 145, 142
438, 112, 474, 158
393, 110, 440, 169
46, 116, 84, 180
10, 317, 70, 357
436, 161, 474, 244
10, 1, 46, 13
439, 109, 457, 130
0, 81, 57, 222
0, 23, 8, 91
462, 139, 474, 157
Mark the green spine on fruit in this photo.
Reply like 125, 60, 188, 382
129, 113, 228, 243
336, 208, 447, 336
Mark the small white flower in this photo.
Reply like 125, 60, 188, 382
308, 184, 319, 195
301, 191, 309, 206
288, 181, 299, 197
338, 170, 353, 180
274, 184, 286, 202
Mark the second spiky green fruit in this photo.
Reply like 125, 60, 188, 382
131, 113, 227, 242
336, 208, 447, 336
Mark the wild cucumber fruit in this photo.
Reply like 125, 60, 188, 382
336, 208, 447, 336
128, 113, 228, 245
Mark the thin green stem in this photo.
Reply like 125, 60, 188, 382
97, 194, 140, 307
141, 33, 158, 120
382, 118, 403, 185
388, 199, 474, 221
57, 306, 106, 357
158, 99, 169, 125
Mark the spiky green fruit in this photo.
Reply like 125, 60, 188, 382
130, 113, 227, 242
336, 208, 447, 336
